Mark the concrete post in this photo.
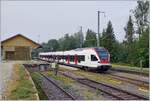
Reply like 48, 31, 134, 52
140, 60, 143, 71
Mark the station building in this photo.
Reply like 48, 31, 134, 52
1, 34, 40, 60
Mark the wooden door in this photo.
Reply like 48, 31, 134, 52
6, 51, 14, 60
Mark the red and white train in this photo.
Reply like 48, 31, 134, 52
39, 47, 111, 71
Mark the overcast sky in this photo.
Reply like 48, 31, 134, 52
1, 1, 137, 43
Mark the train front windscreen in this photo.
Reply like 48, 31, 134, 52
96, 49, 109, 63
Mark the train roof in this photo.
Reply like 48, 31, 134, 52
39, 47, 107, 55
72, 47, 105, 51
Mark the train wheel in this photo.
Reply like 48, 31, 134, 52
84, 67, 89, 71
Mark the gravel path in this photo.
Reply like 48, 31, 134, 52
0, 61, 15, 99
0, 61, 27, 99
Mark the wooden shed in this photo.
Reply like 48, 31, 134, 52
1, 34, 40, 60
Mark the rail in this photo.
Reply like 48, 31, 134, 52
39, 73, 76, 100
59, 71, 149, 100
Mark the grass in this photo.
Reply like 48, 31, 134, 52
112, 63, 149, 73
53, 67, 121, 86
45, 71, 75, 85
7, 64, 37, 100
83, 90, 96, 99
30, 72, 49, 100
59, 67, 122, 85
71, 70, 122, 86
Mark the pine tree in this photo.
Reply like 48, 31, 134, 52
48, 39, 59, 51
103, 21, 115, 52
133, 0, 149, 67
133, 0, 149, 38
101, 21, 116, 62
100, 29, 106, 46
84, 29, 97, 47
124, 15, 134, 44
74, 31, 84, 48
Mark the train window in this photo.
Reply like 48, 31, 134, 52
49, 55, 52, 58
91, 55, 98, 61
62, 55, 65, 59
52, 55, 55, 59
78, 55, 85, 62
70, 56, 72, 61
81, 55, 85, 61
70, 55, 74, 62
64, 56, 66, 60
58, 55, 61, 60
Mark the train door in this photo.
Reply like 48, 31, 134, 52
57, 55, 59, 63
81, 54, 90, 67
74, 54, 78, 65
67, 55, 70, 64
90, 54, 99, 67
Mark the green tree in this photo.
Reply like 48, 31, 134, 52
31, 47, 43, 58
116, 42, 129, 63
133, 0, 149, 38
58, 34, 70, 50
137, 27, 149, 67
124, 16, 134, 44
31, 42, 48, 57
119, 0, 149, 67
100, 29, 106, 46
74, 32, 84, 48
101, 21, 116, 62
84, 29, 97, 47
134, 0, 149, 67
124, 16, 135, 65
41, 42, 51, 52
101, 21, 115, 52
58, 34, 77, 51
47, 39, 59, 51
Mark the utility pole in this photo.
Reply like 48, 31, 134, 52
97, 11, 105, 47
80, 26, 83, 48
37, 34, 40, 44
97, 11, 100, 47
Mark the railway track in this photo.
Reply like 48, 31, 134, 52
107, 73, 149, 88
59, 71, 149, 100
59, 63, 149, 88
31, 60, 149, 99
37, 58, 148, 76
110, 68, 149, 76
39, 73, 76, 100
35, 59, 149, 88
60, 64, 149, 88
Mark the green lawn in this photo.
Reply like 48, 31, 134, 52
45, 71, 75, 85
9, 64, 37, 100
112, 63, 149, 73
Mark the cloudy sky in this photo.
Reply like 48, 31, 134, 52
1, 1, 137, 43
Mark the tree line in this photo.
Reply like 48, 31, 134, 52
32, 0, 149, 68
